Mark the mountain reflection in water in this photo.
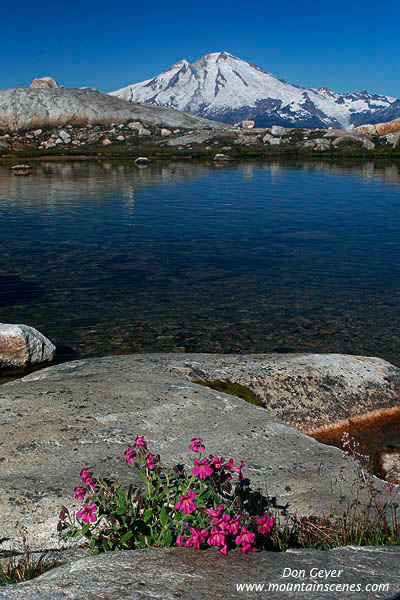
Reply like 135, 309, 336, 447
1, 159, 400, 373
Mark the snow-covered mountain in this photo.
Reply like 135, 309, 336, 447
109, 52, 400, 129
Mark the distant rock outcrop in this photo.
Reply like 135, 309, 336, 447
354, 119, 400, 136
0, 87, 226, 132
29, 76, 60, 89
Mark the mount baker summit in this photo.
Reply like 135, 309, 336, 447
110, 52, 400, 129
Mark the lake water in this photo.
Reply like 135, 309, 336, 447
1, 159, 400, 376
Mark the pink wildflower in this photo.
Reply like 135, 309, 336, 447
145, 453, 156, 470
76, 503, 97, 524
229, 515, 242, 536
175, 490, 197, 514
124, 447, 138, 465
216, 513, 232, 531
211, 457, 225, 470
192, 458, 213, 479
188, 438, 205, 453
203, 505, 224, 517
176, 535, 185, 547
257, 515, 275, 535
79, 468, 95, 486
134, 435, 147, 449
185, 527, 209, 549
238, 543, 257, 553
207, 527, 226, 548
226, 459, 245, 481
219, 544, 228, 555
235, 527, 256, 546
74, 486, 87, 501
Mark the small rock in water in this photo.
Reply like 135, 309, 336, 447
0, 323, 56, 368
135, 156, 150, 165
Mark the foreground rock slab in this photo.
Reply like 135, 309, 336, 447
0, 323, 55, 368
2, 546, 400, 599
0, 354, 395, 552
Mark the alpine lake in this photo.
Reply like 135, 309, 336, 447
1, 157, 400, 382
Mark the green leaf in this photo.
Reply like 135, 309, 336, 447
159, 506, 168, 528
162, 530, 172, 546
80, 523, 90, 537
121, 530, 134, 544
143, 508, 153, 523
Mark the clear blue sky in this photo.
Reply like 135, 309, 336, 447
3, 0, 400, 98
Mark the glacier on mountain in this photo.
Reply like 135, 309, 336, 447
109, 52, 399, 129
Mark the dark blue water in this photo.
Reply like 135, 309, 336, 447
1, 159, 400, 369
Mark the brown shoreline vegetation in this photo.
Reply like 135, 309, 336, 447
306, 405, 400, 483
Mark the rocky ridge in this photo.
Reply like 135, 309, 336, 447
0, 87, 225, 134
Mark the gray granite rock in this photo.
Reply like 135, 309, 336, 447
0, 323, 55, 368
0, 354, 395, 554
0, 88, 226, 132
1, 546, 399, 599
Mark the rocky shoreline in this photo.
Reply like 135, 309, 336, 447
1, 119, 400, 161
1, 352, 399, 598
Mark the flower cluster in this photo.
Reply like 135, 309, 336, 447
58, 435, 275, 555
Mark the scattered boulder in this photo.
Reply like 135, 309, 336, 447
262, 133, 274, 143
332, 135, 361, 146
29, 76, 60, 89
269, 137, 281, 145
102, 138, 112, 145
362, 139, 375, 150
241, 120, 255, 129
214, 153, 232, 161
383, 132, 400, 148
271, 125, 289, 137
352, 124, 378, 135
58, 130, 70, 140
160, 128, 172, 136
0, 323, 55, 368
314, 138, 331, 151
137, 127, 151, 136
10, 164, 32, 170
135, 156, 150, 165
10, 163, 33, 176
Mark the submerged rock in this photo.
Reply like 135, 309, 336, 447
0, 323, 55, 368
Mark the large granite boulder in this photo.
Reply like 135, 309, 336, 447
1, 546, 399, 599
150, 352, 400, 431
0, 353, 396, 553
0, 88, 226, 132
0, 323, 55, 368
